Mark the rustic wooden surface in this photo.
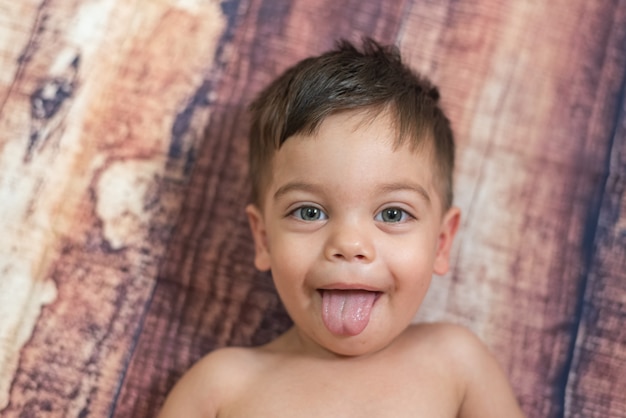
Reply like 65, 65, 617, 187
0, 0, 624, 417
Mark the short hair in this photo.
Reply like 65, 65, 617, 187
248, 38, 455, 210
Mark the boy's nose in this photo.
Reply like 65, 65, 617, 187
324, 222, 375, 262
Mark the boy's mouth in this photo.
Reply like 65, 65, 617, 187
318, 289, 381, 337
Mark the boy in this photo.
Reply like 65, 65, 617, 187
159, 39, 526, 417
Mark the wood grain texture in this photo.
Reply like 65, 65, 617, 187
0, 0, 624, 417
0, 0, 226, 415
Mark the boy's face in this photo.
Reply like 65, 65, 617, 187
247, 110, 460, 357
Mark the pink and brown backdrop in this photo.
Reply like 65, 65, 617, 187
0, 0, 624, 417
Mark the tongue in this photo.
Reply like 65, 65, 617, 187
321, 290, 377, 336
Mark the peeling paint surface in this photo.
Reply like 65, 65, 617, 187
96, 160, 161, 250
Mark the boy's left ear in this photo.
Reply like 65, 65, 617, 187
433, 206, 461, 275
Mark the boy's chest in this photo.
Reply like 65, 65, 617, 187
218, 360, 460, 418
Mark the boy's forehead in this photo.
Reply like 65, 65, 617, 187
282, 109, 436, 163
264, 114, 440, 195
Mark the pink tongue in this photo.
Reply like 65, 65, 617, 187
321, 290, 377, 336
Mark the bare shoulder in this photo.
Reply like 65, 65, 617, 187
157, 347, 262, 418
402, 321, 477, 343
405, 322, 493, 361
402, 323, 526, 418
399, 322, 487, 360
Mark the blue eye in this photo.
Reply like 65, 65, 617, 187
292, 206, 328, 221
375, 207, 411, 223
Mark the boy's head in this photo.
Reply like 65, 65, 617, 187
248, 38, 455, 210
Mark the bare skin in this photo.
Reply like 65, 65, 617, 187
159, 324, 525, 417
158, 110, 526, 417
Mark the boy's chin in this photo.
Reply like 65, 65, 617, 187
305, 328, 404, 358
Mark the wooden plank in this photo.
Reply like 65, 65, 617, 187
0, 0, 227, 415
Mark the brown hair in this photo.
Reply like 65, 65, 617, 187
248, 38, 455, 210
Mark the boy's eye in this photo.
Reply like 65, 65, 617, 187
375, 207, 411, 223
292, 206, 328, 221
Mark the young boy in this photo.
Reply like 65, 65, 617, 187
159, 39, 526, 417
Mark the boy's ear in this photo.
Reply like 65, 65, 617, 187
245, 204, 271, 271
433, 206, 461, 276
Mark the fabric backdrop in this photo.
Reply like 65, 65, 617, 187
0, 0, 624, 417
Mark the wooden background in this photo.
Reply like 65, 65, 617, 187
0, 0, 624, 416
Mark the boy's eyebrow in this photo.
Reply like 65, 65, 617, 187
273, 181, 323, 201
377, 182, 431, 205
274, 181, 431, 205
